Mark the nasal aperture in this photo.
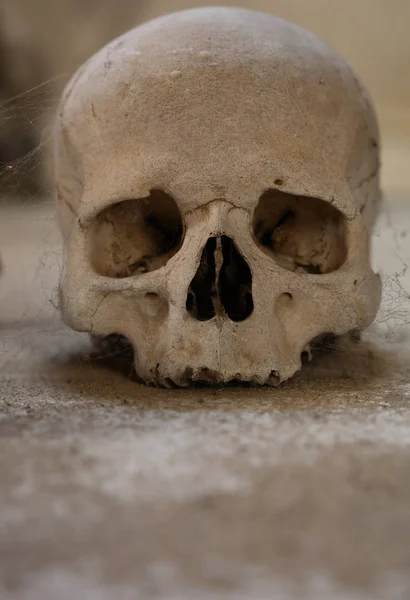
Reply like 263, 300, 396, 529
186, 236, 254, 322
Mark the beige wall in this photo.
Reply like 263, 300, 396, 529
1, 0, 409, 195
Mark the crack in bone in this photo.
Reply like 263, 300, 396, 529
89, 292, 110, 332
352, 168, 379, 191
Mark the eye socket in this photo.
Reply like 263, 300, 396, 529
253, 190, 347, 274
89, 189, 183, 278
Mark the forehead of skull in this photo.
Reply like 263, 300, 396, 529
59, 7, 376, 213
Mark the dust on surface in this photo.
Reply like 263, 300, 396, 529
1, 197, 410, 599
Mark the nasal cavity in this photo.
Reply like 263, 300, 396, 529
186, 236, 254, 322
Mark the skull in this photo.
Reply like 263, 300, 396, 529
54, 7, 382, 386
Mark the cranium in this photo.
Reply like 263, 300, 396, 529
54, 7, 382, 386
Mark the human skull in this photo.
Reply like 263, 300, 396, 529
54, 7, 382, 386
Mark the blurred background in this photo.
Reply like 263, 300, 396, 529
0, 0, 409, 198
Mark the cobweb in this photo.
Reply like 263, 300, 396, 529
0, 77, 65, 195
372, 203, 410, 335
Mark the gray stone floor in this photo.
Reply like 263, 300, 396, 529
1, 198, 410, 599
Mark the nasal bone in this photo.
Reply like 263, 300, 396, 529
206, 199, 235, 237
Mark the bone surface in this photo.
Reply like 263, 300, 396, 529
54, 7, 382, 386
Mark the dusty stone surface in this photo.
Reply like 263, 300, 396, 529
0, 197, 410, 598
